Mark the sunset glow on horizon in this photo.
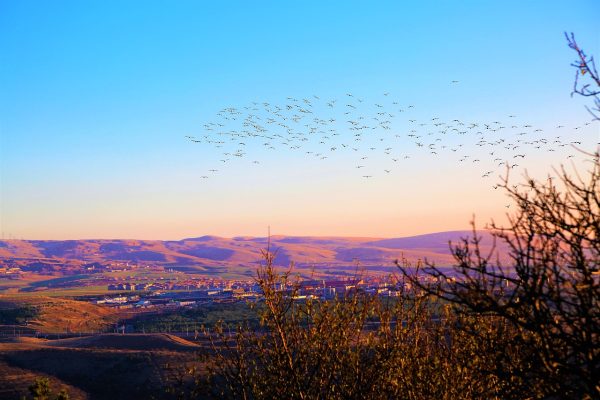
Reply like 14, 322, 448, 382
1, 1, 598, 240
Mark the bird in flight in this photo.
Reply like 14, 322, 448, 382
189, 92, 586, 184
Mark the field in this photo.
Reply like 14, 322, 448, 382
0, 334, 203, 399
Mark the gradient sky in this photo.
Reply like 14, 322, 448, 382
1, 1, 598, 240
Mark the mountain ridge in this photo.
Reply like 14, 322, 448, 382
0, 230, 505, 273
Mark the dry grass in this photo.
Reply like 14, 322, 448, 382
44, 333, 200, 351
0, 295, 120, 333
0, 359, 89, 399
0, 333, 205, 399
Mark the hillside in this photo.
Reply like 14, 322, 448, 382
0, 335, 200, 400
0, 296, 119, 333
0, 231, 507, 276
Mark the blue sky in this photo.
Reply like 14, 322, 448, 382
1, 1, 598, 239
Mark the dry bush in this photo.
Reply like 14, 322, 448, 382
180, 252, 519, 400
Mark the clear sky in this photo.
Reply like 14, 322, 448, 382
1, 0, 598, 240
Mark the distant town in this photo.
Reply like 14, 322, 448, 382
1, 257, 458, 310
98, 276, 401, 307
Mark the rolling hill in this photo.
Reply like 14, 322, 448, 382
0, 231, 507, 276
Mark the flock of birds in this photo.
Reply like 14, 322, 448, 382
186, 87, 596, 192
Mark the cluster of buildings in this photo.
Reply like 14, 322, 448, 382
107, 276, 259, 292
94, 276, 413, 310
94, 287, 260, 309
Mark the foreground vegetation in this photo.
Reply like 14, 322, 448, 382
171, 151, 599, 400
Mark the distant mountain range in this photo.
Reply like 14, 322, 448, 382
0, 231, 506, 276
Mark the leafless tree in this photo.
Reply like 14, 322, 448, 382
397, 155, 600, 399
566, 32, 600, 120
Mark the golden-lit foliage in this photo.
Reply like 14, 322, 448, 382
176, 256, 521, 399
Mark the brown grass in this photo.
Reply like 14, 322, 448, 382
0, 334, 204, 399
0, 359, 88, 400
0, 295, 120, 333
